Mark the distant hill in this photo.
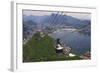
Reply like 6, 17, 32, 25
43, 13, 91, 28
23, 13, 91, 28
23, 15, 48, 23
78, 24, 91, 35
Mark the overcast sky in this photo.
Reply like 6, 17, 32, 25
23, 10, 91, 20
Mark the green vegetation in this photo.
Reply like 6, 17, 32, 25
23, 32, 81, 62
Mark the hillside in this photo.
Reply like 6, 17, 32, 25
78, 24, 91, 35
23, 32, 81, 62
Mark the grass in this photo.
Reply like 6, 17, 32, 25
23, 32, 81, 62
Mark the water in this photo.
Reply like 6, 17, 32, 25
50, 30, 91, 55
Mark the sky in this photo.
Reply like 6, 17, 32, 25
23, 10, 91, 20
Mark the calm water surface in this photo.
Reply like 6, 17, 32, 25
50, 30, 91, 55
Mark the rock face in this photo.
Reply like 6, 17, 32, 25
63, 47, 71, 55
80, 51, 91, 59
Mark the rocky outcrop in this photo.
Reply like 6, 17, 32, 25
80, 51, 91, 59
63, 47, 71, 55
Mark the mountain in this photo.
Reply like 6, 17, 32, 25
78, 24, 91, 35
23, 13, 91, 28
44, 13, 91, 28
23, 15, 48, 23
64, 16, 90, 28
23, 13, 91, 38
